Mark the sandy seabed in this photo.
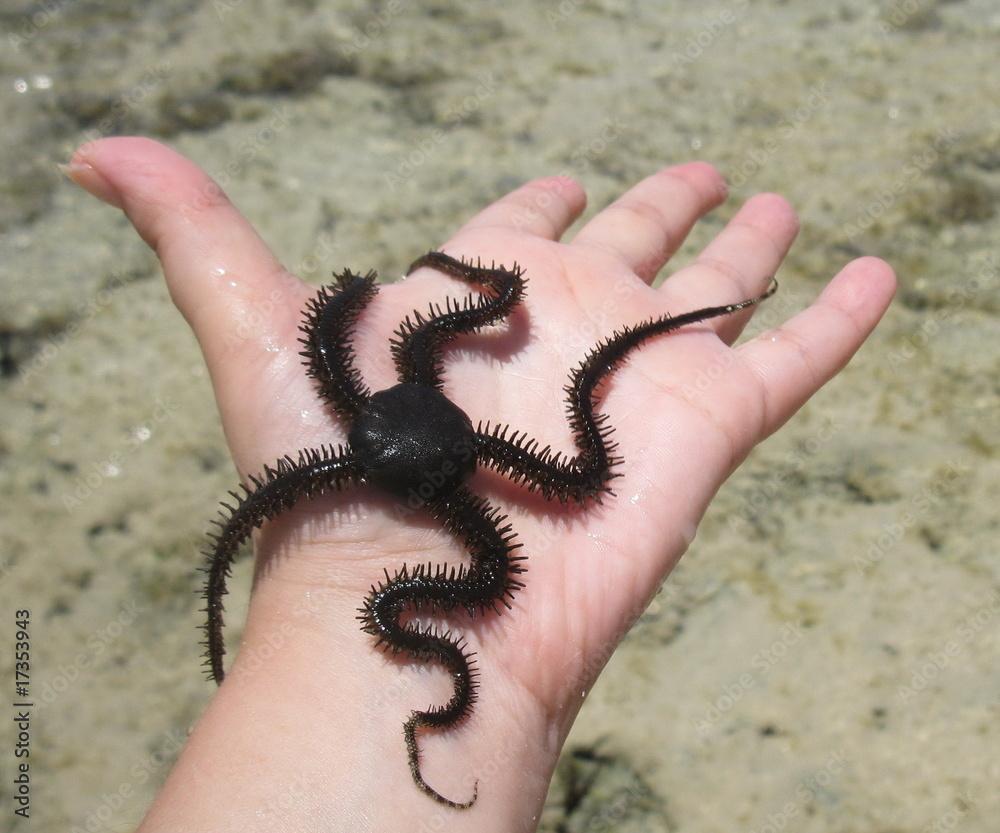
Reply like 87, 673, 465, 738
1, 1, 998, 831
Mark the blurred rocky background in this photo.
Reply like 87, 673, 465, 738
1, 1, 997, 830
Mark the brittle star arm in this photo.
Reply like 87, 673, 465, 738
391, 251, 527, 389
200, 446, 363, 683
475, 280, 778, 503
299, 269, 379, 420
356, 485, 525, 808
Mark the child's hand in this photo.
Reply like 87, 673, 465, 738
66, 137, 895, 833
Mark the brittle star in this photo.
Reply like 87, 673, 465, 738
199, 250, 776, 808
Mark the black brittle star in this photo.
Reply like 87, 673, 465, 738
199, 250, 776, 808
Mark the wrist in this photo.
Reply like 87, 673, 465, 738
138, 544, 561, 832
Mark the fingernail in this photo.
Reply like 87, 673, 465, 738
58, 159, 123, 209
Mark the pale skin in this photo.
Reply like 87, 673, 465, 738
64, 137, 895, 832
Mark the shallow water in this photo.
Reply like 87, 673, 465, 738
1, 1, 998, 831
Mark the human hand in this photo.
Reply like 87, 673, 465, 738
65, 137, 895, 832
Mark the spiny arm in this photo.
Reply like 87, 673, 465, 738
392, 251, 526, 389
200, 445, 362, 683
356, 486, 525, 808
298, 270, 379, 420
475, 280, 778, 502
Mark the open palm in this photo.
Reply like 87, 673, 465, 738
68, 137, 895, 829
